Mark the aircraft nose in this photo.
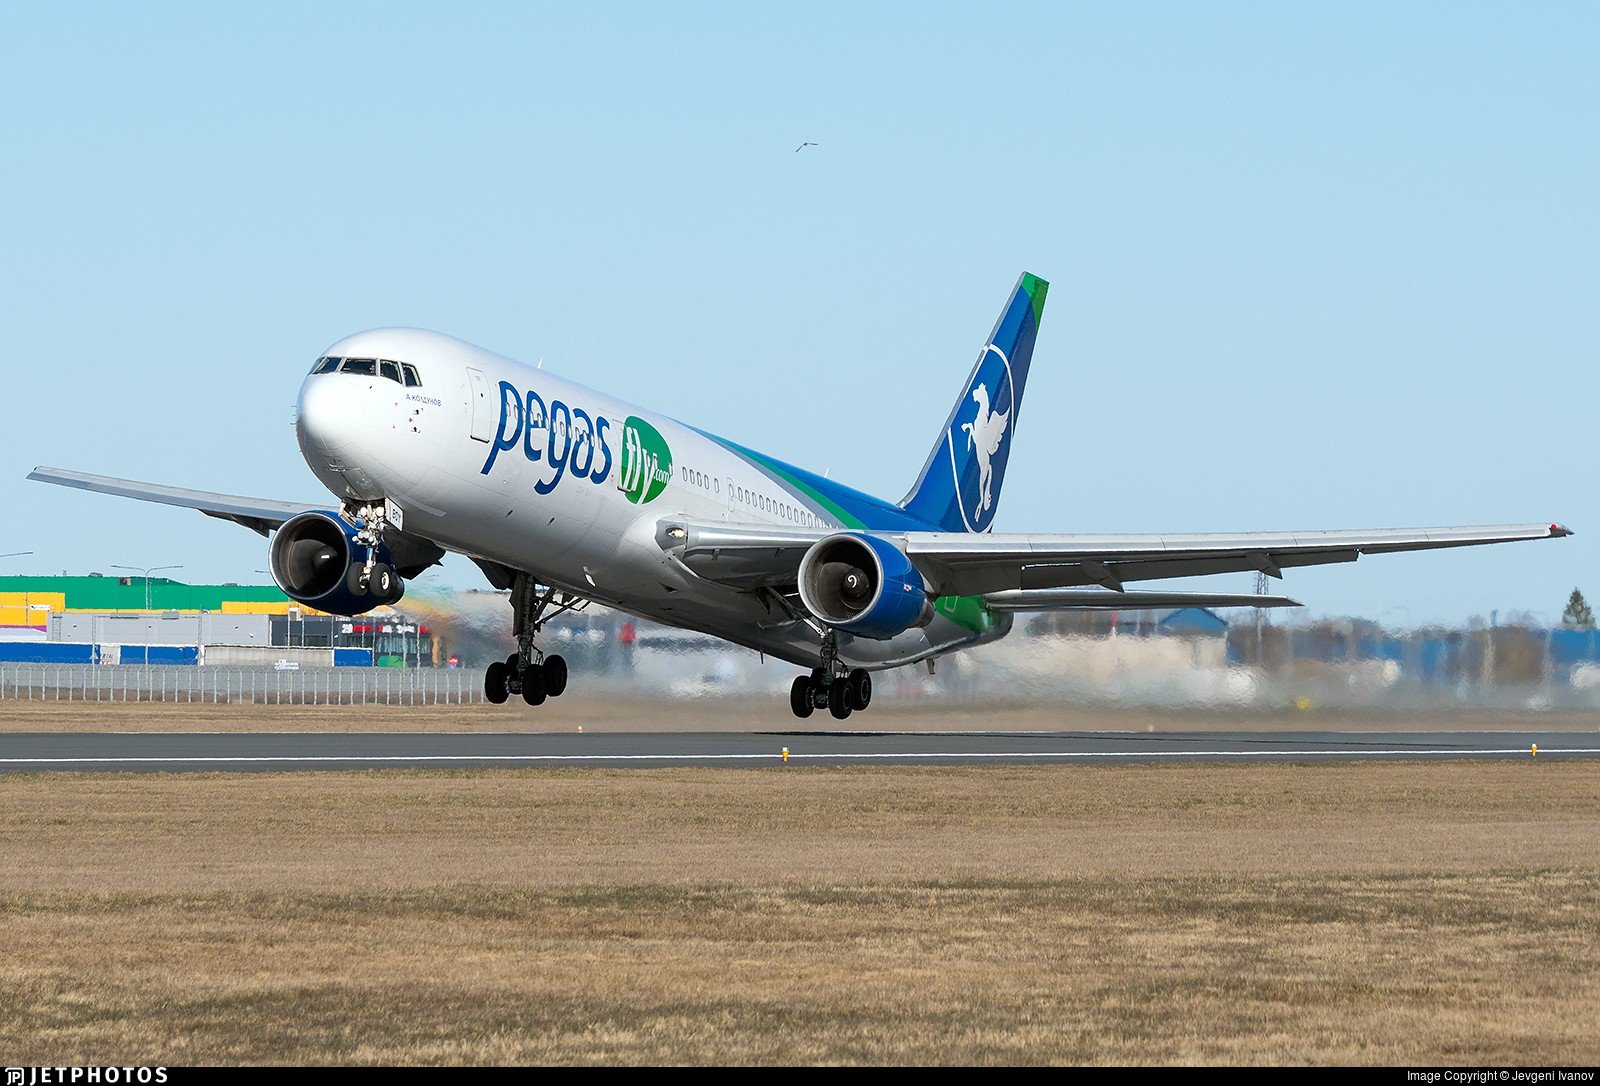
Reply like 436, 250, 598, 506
296, 374, 361, 462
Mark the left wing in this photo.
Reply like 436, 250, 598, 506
658, 519, 1572, 599
29, 466, 313, 536
28, 466, 447, 575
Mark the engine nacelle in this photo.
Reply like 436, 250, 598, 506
797, 532, 933, 640
268, 510, 400, 616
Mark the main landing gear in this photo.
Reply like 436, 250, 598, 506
789, 631, 873, 720
484, 573, 583, 707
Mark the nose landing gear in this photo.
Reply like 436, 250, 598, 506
483, 573, 581, 707
788, 631, 873, 719
339, 499, 406, 606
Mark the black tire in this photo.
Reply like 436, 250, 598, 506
810, 667, 829, 689
371, 564, 396, 601
847, 668, 872, 711
346, 564, 369, 597
789, 676, 814, 718
543, 654, 568, 697
828, 677, 853, 720
484, 661, 509, 705
505, 653, 520, 670
520, 663, 547, 706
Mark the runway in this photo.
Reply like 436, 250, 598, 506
2, 729, 1597, 772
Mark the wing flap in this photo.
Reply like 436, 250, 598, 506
982, 589, 1301, 612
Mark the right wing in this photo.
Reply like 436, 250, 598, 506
28, 466, 313, 537
657, 518, 1572, 601
902, 523, 1573, 595
981, 589, 1301, 611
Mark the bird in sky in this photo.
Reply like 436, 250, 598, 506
795, 141, 818, 152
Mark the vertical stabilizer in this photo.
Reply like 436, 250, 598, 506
900, 272, 1048, 532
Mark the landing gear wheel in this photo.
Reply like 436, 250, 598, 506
790, 676, 815, 719
828, 677, 853, 720
346, 564, 370, 597
847, 668, 872, 711
810, 667, 828, 689
520, 664, 547, 706
484, 661, 510, 704
543, 654, 568, 698
371, 563, 402, 604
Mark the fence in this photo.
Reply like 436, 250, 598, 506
0, 664, 485, 705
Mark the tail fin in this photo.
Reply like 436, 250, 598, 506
900, 272, 1048, 532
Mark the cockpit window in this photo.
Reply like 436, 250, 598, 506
313, 355, 417, 385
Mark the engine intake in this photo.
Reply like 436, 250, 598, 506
268, 510, 400, 616
797, 532, 933, 640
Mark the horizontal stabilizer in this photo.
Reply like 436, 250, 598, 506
982, 589, 1302, 612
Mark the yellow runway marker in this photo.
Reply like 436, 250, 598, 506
1532, 743, 1537, 756
781, 747, 789, 763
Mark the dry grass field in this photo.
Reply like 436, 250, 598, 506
2, 761, 1598, 1064
3, 696, 1599, 733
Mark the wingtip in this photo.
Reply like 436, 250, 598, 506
1550, 522, 1574, 538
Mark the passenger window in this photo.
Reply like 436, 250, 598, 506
342, 358, 376, 376
402, 363, 421, 387
380, 360, 401, 383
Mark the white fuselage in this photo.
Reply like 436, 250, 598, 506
295, 328, 1009, 670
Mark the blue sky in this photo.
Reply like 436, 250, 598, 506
1, 2, 1593, 625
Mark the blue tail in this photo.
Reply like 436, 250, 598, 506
900, 272, 1049, 533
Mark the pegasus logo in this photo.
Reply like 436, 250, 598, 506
944, 343, 1015, 532
959, 384, 1009, 514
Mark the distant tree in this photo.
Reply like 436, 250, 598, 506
1561, 588, 1596, 631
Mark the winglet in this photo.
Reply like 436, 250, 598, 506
1550, 523, 1574, 538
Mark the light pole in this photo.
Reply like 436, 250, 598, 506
111, 563, 182, 665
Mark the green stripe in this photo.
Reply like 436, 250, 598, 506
717, 441, 866, 530
1021, 272, 1049, 328
934, 594, 999, 634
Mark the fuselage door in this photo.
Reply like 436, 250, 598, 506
466, 367, 493, 443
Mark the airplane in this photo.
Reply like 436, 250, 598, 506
29, 272, 1571, 718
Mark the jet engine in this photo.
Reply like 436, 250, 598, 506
268, 510, 403, 616
797, 532, 933, 640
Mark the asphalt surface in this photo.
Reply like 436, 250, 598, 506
1, 729, 1597, 772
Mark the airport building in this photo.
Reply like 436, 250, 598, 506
0, 574, 436, 667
